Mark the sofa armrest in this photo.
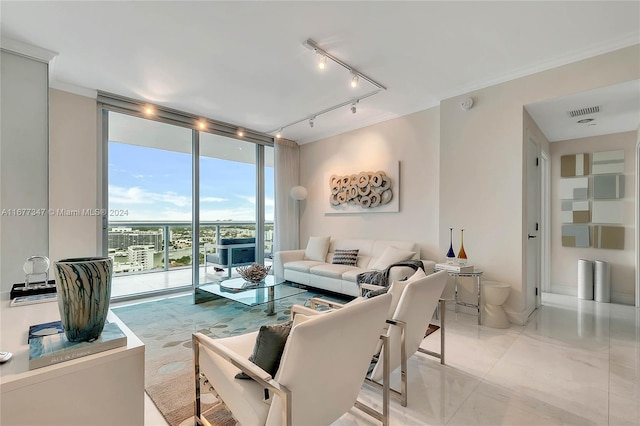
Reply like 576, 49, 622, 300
273, 249, 305, 282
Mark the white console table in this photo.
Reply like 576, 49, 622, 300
0, 296, 145, 426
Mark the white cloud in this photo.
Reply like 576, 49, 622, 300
109, 185, 191, 207
201, 196, 226, 203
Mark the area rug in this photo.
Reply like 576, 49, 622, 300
112, 288, 347, 426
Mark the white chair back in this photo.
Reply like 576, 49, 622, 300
266, 293, 392, 426
370, 270, 448, 382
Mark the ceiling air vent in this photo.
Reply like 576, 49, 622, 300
567, 105, 600, 118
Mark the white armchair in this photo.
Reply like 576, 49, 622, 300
192, 293, 393, 426
310, 269, 449, 407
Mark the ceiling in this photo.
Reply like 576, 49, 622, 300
526, 79, 640, 142
1, 1, 639, 144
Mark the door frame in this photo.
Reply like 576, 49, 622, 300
636, 140, 639, 308
525, 131, 542, 316
540, 150, 550, 299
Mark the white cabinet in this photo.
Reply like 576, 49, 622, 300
0, 298, 145, 425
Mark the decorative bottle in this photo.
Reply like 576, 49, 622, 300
446, 228, 456, 264
457, 229, 468, 265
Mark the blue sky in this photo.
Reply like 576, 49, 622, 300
108, 142, 274, 221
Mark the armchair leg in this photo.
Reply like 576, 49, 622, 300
355, 334, 390, 425
193, 334, 203, 425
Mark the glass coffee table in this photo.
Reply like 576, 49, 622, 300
196, 276, 306, 315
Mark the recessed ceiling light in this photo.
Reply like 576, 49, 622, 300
577, 118, 594, 124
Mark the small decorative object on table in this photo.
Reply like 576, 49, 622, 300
446, 227, 456, 264
237, 263, 271, 284
54, 257, 113, 342
457, 229, 468, 265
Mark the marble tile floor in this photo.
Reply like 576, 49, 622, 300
141, 293, 639, 425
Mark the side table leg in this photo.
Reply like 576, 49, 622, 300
440, 298, 445, 365
454, 276, 459, 313
477, 276, 481, 325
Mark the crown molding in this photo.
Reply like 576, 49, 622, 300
0, 38, 58, 63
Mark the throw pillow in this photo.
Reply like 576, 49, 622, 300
332, 249, 359, 266
235, 321, 292, 380
369, 246, 416, 270
304, 236, 331, 262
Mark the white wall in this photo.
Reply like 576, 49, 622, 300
550, 131, 636, 304
439, 45, 639, 323
49, 89, 100, 261
299, 107, 441, 261
0, 50, 49, 293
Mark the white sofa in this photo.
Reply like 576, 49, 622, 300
274, 237, 436, 297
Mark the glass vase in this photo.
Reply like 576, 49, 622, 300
446, 227, 456, 264
457, 229, 468, 265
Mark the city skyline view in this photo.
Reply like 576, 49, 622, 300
108, 141, 274, 222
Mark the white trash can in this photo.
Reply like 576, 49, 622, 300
594, 260, 610, 303
577, 259, 593, 300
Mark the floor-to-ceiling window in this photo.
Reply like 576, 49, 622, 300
101, 98, 274, 299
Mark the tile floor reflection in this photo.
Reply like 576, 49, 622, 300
142, 293, 639, 425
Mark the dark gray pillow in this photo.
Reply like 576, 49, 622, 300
235, 321, 292, 379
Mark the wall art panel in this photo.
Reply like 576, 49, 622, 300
592, 225, 624, 250
592, 200, 624, 224
593, 174, 624, 199
560, 153, 589, 177
561, 225, 590, 248
561, 201, 590, 223
592, 150, 624, 174
559, 177, 589, 200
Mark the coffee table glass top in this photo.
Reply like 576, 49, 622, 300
197, 276, 306, 307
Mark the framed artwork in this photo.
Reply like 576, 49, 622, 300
324, 161, 399, 214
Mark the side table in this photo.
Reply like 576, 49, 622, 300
435, 265, 484, 325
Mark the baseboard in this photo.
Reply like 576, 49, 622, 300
550, 284, 577, 297
611, 292, 635, 305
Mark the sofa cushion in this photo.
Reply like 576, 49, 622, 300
331, 249, 359, 266
309, 264, 358, 279
304, 236, 331, 262
342, 267, 372, 283
235, 321, 293, 380
369, 246, 416, 270
285, 260, 325, 273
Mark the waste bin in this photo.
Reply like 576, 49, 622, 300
577, 259, 593, 300
594, 260, 610, 303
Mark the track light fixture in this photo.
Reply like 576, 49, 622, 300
267, 39, 387, 139
303, 39, 386, 90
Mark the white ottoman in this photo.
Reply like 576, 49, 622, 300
482, 281, 511, 328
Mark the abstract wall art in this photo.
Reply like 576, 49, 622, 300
592, 201, 624, 224
562, 224, 591, 248
592, 150, 624, 174
561, 201, 590, 223
559, 177, 589, 200
592, 225, 624, 250
593, 174, 625, 199
560, 153, 590, 177
324, 161, 399, 214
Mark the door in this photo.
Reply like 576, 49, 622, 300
526, 133, 541, 314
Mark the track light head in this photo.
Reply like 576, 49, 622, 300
351, 102, 357, 114
350, 72, 359, 88
309, 118, 315, 128
276, 129, 282, 139
237, 129, 244, 137
318, 54, 327, 70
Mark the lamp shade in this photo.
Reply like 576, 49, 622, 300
290, 186, 308, 201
